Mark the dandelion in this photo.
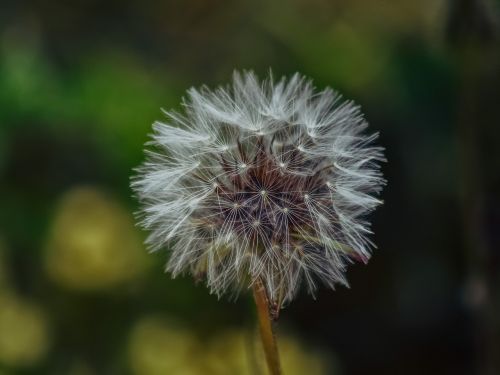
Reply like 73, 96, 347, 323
132, 71, 385, 374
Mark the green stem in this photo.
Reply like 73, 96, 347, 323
252, 280, 282, 375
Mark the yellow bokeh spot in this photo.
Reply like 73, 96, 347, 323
128, 316, 333, 375
202, 330, 253, 375
204, 329, 332, 375
0, 291, 50, 367
45, 187, 148, 291
128, 316, 203, 375
277, 334, 331, 375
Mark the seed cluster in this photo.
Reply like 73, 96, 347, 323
133, 72, 385, 310
202, 137, 340, 257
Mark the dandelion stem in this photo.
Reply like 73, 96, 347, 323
252, 280, 282, 375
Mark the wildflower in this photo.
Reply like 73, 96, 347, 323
132, 71, 385, 311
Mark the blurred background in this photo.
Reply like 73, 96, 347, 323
1, 0, 500, 374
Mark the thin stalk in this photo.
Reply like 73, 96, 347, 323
252, 280, 282, 375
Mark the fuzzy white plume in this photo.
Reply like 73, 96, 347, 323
132, 71, 385, 310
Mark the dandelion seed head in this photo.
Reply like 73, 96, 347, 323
132, 71, 385, 308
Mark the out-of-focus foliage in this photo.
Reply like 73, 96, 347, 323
128, 316, 203, 375
0, 241, 8, 288
204, 330, 333, 375
0, 241, 50, 370
0, 291, 50, 368
128, 316, 332, 375
45, 187, 148, 291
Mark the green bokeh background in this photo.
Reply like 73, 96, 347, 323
1, 0, 500, 374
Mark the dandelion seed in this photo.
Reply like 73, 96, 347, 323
132, 71, 385, 309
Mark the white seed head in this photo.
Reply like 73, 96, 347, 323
132, 71, 386, 309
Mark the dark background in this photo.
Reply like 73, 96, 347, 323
1, 0, 499, 374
